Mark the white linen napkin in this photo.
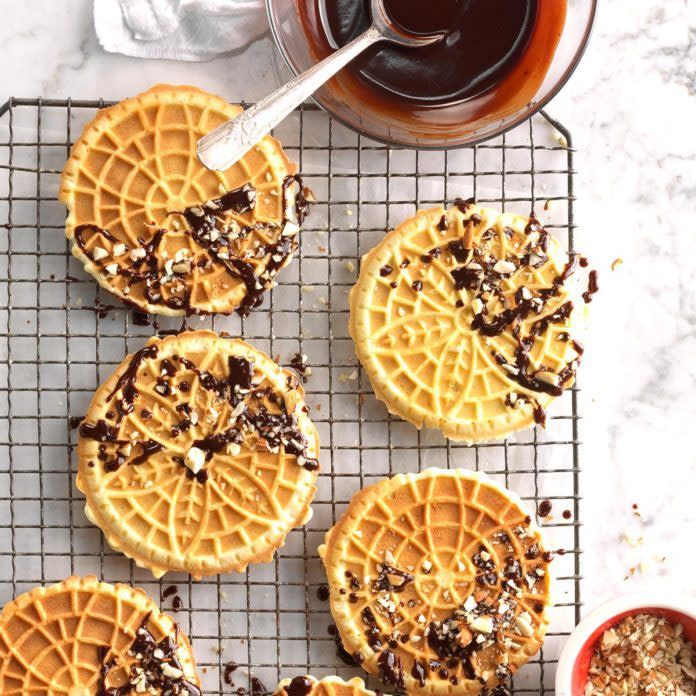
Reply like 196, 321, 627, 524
94, 0, 268, 62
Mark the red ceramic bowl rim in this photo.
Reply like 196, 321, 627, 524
555, 593, 696, 696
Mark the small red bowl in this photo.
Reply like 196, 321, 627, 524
555, 593, 696, 696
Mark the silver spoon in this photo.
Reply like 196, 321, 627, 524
197, 0, 443, 171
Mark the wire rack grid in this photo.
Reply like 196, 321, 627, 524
0, 97, 581, 695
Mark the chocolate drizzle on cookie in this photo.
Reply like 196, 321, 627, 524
377, 649, 405, 689
130, 440, 165, 466
372, 564, 414, 593
79, 419, 119, 443
107, 344, 159, 417
337, 519, 550, 691
73, 176, 310, 317
289, 353, 311, 383
79, 340, 317, 479
176, 353, 318, 472
282, 676, 314, 696
439, 204, 596, 422
98, 614, 200, 696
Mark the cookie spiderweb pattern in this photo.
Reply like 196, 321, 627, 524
321, 469, 552, 695
350, 202, 582, 443
0, 576, 199, 695
59, 85, 303, 316
77, 331, 319, 578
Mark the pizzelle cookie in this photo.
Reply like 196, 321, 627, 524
76, 330, 319, 578
60, 84, 309, 316
320, 469, 553, 695
349, 200, 585, 443
275, 676, 378, 696
0, 575, 200, 695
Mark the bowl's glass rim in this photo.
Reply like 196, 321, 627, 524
264, 0, 598, 150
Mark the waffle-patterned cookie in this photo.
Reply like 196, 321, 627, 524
349, 201, 584, 443
0, 576, 200, 695
77, 330, 319, 578
60, 84, 309, 316
275, 676, 378, 696
320, 469, 553, 695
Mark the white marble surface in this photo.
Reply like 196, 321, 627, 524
2, 0, 695, 618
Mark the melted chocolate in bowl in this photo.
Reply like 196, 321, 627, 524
298, 0, 567, 140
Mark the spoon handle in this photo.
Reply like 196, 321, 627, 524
197, 26, 382, 171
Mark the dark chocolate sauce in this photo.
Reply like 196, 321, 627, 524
132, 311, 151, 326
283, 676, 314, 696
371, 564, 414, 593
162, 584, 179, 600
335, 639, 360, 665
448, 239, 471, 264
582, 269, 599, 303
74, 225, 192, 314
69, 415, 84, 429
194, 428, 242, 457
228, 355, 254, 392
106, 344, 159, 416
377, 649, 404, 689
450, 266, 479, 290
97, 614, 200, 696
289, 353, 311, 383
454, 197, 476, 214
457, 244, 581, 406
181, 186, 256, 237
411, 660, 428, 687
178, 353, 318, 472
538, 499, 552, 517
317, 585, 330, 601
224, 662, 239, 685
74, 176, 309, 318
251, 676, 268, 696
178, 357, 228, 397
90, 296, 117, 319
79, 419, 119, 443
82, 341, 316, 485
130, 439, 164, 466
183, 177, 310, 317
160, 358, 177, 377
320, 0, 546, 105
525, 544, 540, 560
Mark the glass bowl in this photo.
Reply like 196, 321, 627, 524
265, 0, 596, 148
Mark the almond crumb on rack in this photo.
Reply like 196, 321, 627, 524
552, 129, 568, 148
585, 613, 696, 696
611, 257, 623, 271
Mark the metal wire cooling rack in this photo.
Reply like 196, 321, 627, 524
0, 97, 581, 695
